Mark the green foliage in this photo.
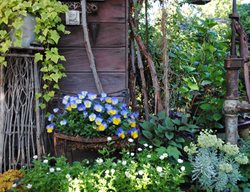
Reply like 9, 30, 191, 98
238, 3, 250, 35
0, 0, 69, 107
185, 131, 249, 191
140, 111, 199, 160
14, 149, 186, 191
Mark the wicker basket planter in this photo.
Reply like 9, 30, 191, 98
53, 130, 130, 157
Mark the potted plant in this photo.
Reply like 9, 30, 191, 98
0, 0, 69, 107
46, 91, 139, 152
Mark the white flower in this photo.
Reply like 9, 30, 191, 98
27, 184, 32, 189
177, 159, 184, 164
111, 169, 115, 175
159, 155, 165, 160
105, 170, 110, 175
66, 174, 71, 179
117, 160, 121, 163
122, 160, 127, 166
130, 152, 135, 156
156, 166, 163, 173
181, 166, 185, 171
125, 171, 131, 178
56, 167, 61, 171
160, 153, 168, 160
49, 168, 55, 173
43, 159, 48, 164
131, 160, 135, 164
128, 138, 134, 143
143, 143, 149, 147
86, 160, 90, 164
33, 155, 38, 160
147, 154, 151, 158
112, 162, 117, 167
138, 170, 144, 175
96, 158, 103, 164
137, 148, 142, 151
149, 145, 153, 149
12, 183, 17, 188
107, 137, 112, 142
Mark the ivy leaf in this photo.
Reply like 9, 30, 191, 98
50, 73, 61, 83
35, 53, 43, 63
50, 30, 60, 44
165, 132, 174, 140
35, 93, 42, 99
212, 113, 222, 121
200, 103, 211, 110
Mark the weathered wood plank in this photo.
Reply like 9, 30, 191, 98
60, 0, 125, 23
59, 23, 126, 47
59, 73, 126, 94
60, 48, 126, 72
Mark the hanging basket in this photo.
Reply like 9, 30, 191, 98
188, 0, 211, 5
53, 130, 130, 155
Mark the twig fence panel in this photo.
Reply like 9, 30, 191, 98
0, 52, 45, 173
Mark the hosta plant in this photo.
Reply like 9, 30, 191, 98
185, 131, 249, 192
46, 91, 139, 139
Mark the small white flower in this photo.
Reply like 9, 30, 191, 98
149, 145, 153, 149
107, 137, 112, 142
156, 166, 163, 173
12, 183, 17, 188
147, 154, 151, 158
138, 170, 144, 175
131, 160, 135, 164
128, 138, 134, 143
49, 168, 55, 173
43, 159, 48, 164
137, 148, 142, 151
125, 171, 131, 178
56, 167, 61, 171
96, 158, 104, 164
33, 155, 38, 159
117, 160, 121, 163
27, 184, 32, 189
86, 160, 90, 164
177, 159, 184, 164
111, 169, 115, 175
122, 160, 127, 166
181, 166, 185, 171
130, 152, 135, 156
105, 170, 110, 175
66, 174, 71, 179
159, 155, 165, 160
112, 162, 117, 167
143, 143, 149, 147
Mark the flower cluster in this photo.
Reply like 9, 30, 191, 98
46, 91, 139, 139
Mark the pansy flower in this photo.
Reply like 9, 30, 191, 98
121, 110, 128, 118
112, 115, 121, 125
89, 113, 96, 122
46, 124, 55, 133
76, 99, 82, 104
105, 104, 112, 111
60, 120, 67, 126
88, 93, 97, 100
53, 108, 59, 113
111, 97, 119, 105
108, 108, 118, 116
84, 100, 92, 108
78, 91, 87, 99
129, 128, 139, 139
83, 111, 88, 118
62, 95, 70, 105
131, 112, 139, 119
70, 101, 77, 109
116, 128, 125, 139
66, 104, 72, 112
105, 97, 112, 104
77, 104, 85, 111
94, 104, 103, 113
96, 122, 107, 131
129, 119, 136, 128
95, 117, 103, 126
48, 114, 54, 121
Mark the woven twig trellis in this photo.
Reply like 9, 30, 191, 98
0, 55, 44, 172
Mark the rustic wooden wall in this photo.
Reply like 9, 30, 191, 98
58, 0, 128, 95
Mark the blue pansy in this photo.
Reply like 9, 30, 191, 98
88, 93, 97, 100
48, 114, 54, 121
89, 113, 96, 122
111, 97, 119, 105
77, 104, 86, 111
116, 128, 125, 139
84, 100, 92, 108
94, 104, 103, 113
53, 108, 59, 113
60, 120, 67, 126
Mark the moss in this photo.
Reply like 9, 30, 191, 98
0, 169, 23, 192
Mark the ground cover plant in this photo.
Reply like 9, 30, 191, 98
10, 147, 186, 192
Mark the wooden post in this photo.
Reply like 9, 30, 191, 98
0, 65, 5, 172
34, 61, 42, 158
81, 0, 104, 94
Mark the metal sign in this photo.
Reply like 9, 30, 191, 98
66, 10, 80, 25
